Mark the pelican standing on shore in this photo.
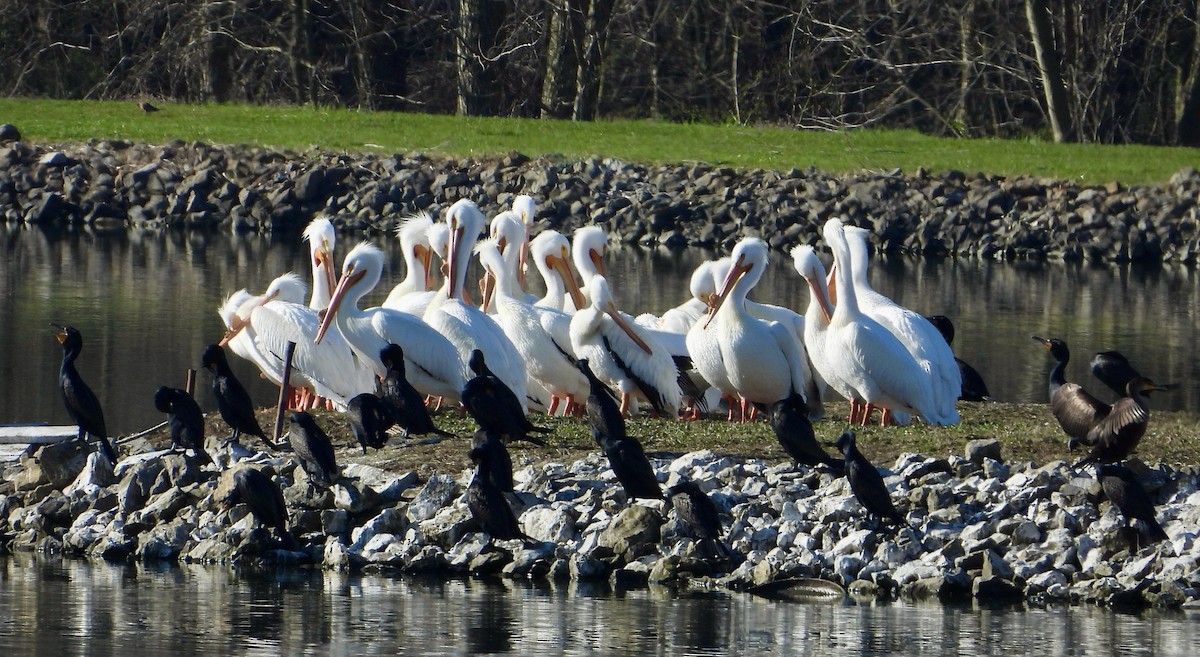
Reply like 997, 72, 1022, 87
383, 212, 438, 315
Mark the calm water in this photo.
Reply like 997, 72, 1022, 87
0, 554, 1196, 656
2, 223, 1199, 435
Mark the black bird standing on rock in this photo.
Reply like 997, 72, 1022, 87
217, 466, 296, 549
579, 358, 663, 501
287, 411, 339, 487
379, 344, 454, 440
462, 349, 548, 445
926, 315, 991, 402
1033, 336, 1109, 451
466, 444, 534, 544
766, 392, 843, 472
835, 431, 905, 528
153, 386, 211, 464
668, 479, 732, 560
1097, 463, 1169, 546
471, 429, 514, 493
52, 324, 118, 464
202, 344, 277, 451
346, 392, 394, 454
1074, 376, 1167, 468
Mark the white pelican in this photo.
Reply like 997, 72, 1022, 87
569, 275, 682, 417
841, 225, 960, 424
693, 238, 810, 415
424, 199, 529, 408
565, 225, 608, 312
221, 273, 375, 410
511, 194, 537, 288
382, 212, 437, 314
530, 230, 586, 311
818, 218, 945, 425
315, 242, 464, 401
640, 260, 716, 335
302, 217, 338, 310
489, 210, 537, 305
478, 237, 588, 416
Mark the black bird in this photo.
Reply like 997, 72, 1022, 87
287, 411, 339, 487
1033, 336, 1109, 451
466, 444, 534, 544
462, 349, 548, 445
1090, 350, 1144, 399
835, 431, 905, 528
668, 479, 732, 560
471, 429, 514, 493
202, 344, 277, 450
1097, 463, 1169, 546
153, 386, 211, 464
1074, 376, 1167, 468
138, 101, 160, 112
217, 466, 296, 549
579, 358, 662, 501
766, 392, 843, 472
345, 392, 393, 454
926, 315, 991, 402
52, 324, 117, 464
379, 344, 454, 440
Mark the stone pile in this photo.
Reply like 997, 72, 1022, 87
2, 136, 1200, 262
3, 435, 1199, 608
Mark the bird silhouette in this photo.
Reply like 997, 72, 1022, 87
926, 315, 991, 401
668, 479, 732, 560
153, 386, 210, 464
579, 358, 662, 501
287, 411, 339, 487
471, 429, 514, 493
578, 358, 625, 445
345, 392, 393, 454
836, 431, 905, 528
1097, 463, 1169, 546
217, 466, 296, 549
379, 344, 454, 440
1074, 376, 1166, 468
466, 444, 534, 544
765, 392, 843, 472
138, 102, 160, 112
462, 349, 548, 445
1033, 336, 1109, 451
202, 344, 278, 451
52, 324, 117, 464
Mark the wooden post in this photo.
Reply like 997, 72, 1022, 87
185, 368, 196, 396
272, 341, 297, 449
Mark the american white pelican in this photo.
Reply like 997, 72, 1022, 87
569, 275, 682, 416
489, 210, 537, 305
530, 230, 586, 311
639, 260, 716, 335
565, 225, 608, 312
302, 217, 338, 310
424, 199, 529, 408
511, 194, 537, 288
478, 237, 588, 416
841, 225, 960, 424
693, 238, 810, 414
819, 219, 945, 425
221, 273, 376, 410
315, 242, 464, 401
382, 212, 437, 314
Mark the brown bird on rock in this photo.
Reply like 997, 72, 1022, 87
1033, 336, 1109, 451
1074, 376, 1167, 468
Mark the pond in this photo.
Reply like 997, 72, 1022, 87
1, 223, 1198, 436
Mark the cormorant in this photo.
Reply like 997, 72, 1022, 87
1033, 336, 1109, 451
466, 444, 534, 544
379, 344, 454, 440
765, 392, 843, 472
926, 315, 991, 402
668, 479, 732, 560
217, 466, 296, 549
580, 358, 662, 501
202, 344, 277, 450
578, 358, 625, 445
471, 429, 514, 493
835, 431, 905, 528
153, 386, 211, 464
345, 392, 393, 454
287, 411, 339, 487
1074, 376, 1166, 468
462, 349, 548, 445
52, 324, 117, 463
1090, 350, 1142, 399
1097, 463, 1169, 545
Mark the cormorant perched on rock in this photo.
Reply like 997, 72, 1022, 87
926, 315, 991, 402
466, 444, 534, 544
1090, 350, 1142, 399
579, 358, 662, 501
379, 344, 454, 440
1097, 463, 1169, 546
835, 431, 905, 528
668, 479, 731, 560
287, 411, 339, 487
217, 466, 296, 549
153, 386, 211, 464
1074, 376, 1167, 468
1033, 336, 1109, 451
346, 392, 393, 454
766, 392, 843, 472
462, 349, 548, 445
202, 344, 278, 450
52, 324, 118, 464
471, 429, 514, 493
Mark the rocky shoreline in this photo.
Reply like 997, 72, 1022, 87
3, 134, 1200, 262
4, 430, 1199, 609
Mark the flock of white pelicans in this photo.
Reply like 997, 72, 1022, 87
218, 196, 963, 430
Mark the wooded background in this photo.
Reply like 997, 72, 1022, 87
6, 1, 1200, 146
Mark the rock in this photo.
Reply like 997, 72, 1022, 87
406, 474, 460, 523
966, 439, 1003, 464
598, 505, 663, 561
972, 576, 1024, 602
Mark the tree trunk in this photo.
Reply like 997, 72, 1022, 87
290, 0, 316, 105
455, 0, 506, 116
540, 0, 579, 119
202, 1, 230, 102
1175, 1, 1200, 145
572, 0, 616, 121
1024, 0, 1073, 142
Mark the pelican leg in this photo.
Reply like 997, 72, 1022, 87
862, 403, 878, 427
880, 408, 893, 427
848, 399, 861, 425
619, 393, 631, 417
547, 396, 561, 417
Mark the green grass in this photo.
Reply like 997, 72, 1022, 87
2, 97, 1198, 186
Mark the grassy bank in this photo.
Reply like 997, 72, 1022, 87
2, 97, 1199, 186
